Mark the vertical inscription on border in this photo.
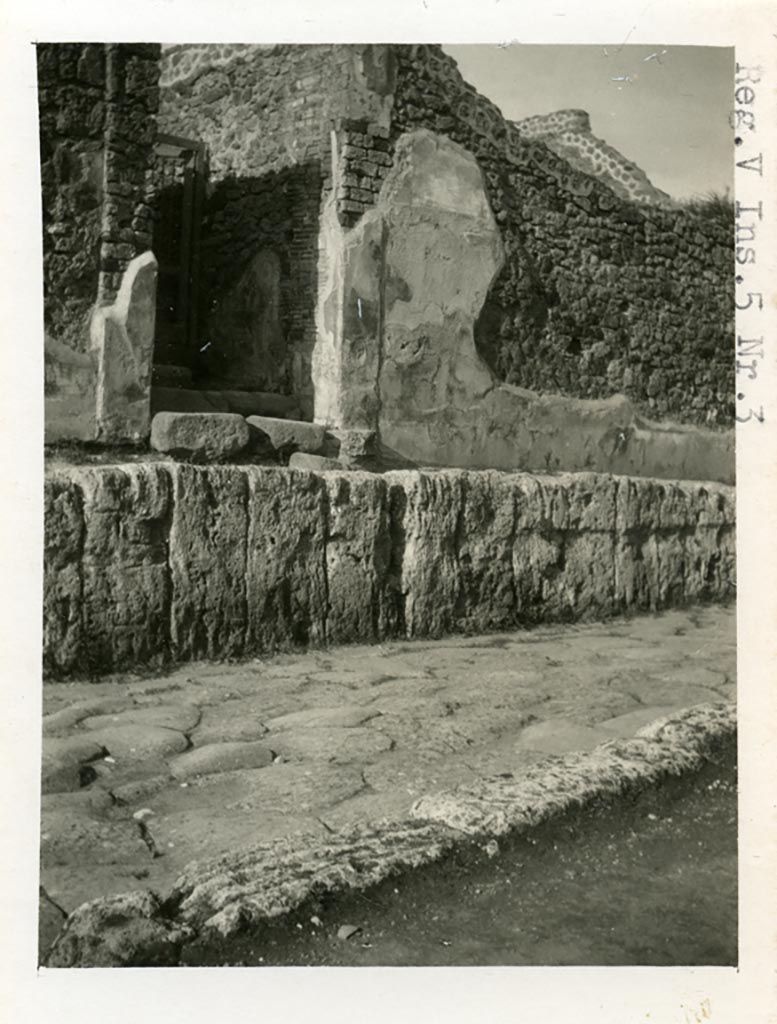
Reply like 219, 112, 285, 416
732, 62, 765, 424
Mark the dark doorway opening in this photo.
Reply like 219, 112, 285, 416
151, 134, 207, 370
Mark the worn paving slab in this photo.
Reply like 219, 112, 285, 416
40, 605, 735, 918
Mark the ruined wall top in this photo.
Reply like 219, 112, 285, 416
512, 108, 675, 207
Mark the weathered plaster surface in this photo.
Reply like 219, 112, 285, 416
91, 252, 158, 443
314, 129, 733, 484
44, 334, 98, 442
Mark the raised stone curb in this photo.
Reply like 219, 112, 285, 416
287, 452, 343, 472
43, 463, 735, 678
45, 701, 735, 967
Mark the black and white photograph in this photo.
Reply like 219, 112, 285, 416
2, 2, 776, 1021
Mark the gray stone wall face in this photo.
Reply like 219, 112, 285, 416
37, 43, 161, 353
44, 464, 735, 679
38, 44, 107, 353
98, 45, 161, 305
389, 45, 733, 427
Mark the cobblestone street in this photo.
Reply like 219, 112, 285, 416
41, 603, 735, 930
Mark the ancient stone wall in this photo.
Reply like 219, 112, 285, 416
38, 44, 160, 350
38, 43, 161, 442
157, 45, 345, 401
98, 45, 161, 305
38, 43, 109, 355
513, 109, 675, 207
157, 45, 395, 406
156, 44, 731, 430
387, 46, 733, 427
43, 463, 735, 678
315, 126, 733, 483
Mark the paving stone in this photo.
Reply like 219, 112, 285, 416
603, 672, 729, 710
40, 788, 115, 817
194, 703, 269, 745
42, 698, 133, 735
152, 762, 366, 817
270, 725, 394, 763
246, 415, 326, 457
81, 703, 201, 734
111, 774, 174, 804
150, 412, 250, 461
80, 725, 189, 761
266, 706, 381, 731
41, 737, 109, 794
170, 741, 275, 780
513, 718, 614, 755
40, 811, 148, 868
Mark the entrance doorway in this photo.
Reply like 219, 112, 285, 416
151, 134, 206, 369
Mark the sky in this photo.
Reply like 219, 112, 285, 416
444, 45, 734, 200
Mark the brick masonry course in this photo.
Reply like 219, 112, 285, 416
43, 463, 735, 679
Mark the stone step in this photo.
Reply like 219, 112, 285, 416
150, 386, 302, 420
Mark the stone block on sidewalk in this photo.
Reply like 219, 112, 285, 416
150, 412, 250, 461
246, 416, 327, 458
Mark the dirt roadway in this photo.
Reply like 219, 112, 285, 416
40, 604, 735, 950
